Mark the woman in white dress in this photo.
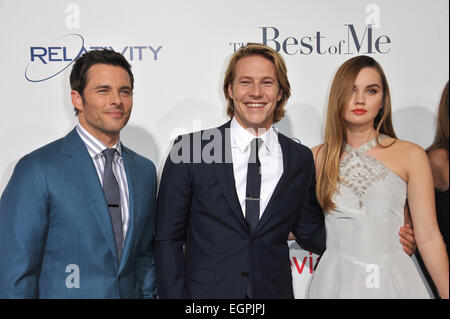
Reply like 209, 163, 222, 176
308, 56, 449, 299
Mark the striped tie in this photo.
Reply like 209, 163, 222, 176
102, 148, 124, 262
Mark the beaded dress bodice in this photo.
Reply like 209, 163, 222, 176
325, 134, 408, 253
340, 135, 390, 208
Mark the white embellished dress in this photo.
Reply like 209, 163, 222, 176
308, 136, 431, 299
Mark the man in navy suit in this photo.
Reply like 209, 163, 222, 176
0, 49, 157, 298
154, 43, 325, 299
154, 43, 416, 299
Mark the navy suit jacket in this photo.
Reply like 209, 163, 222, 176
0, 128, 157, 298
154, 121, 325, 299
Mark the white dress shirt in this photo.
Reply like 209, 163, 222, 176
76, 124, 130, 240
230, 117, 284, 219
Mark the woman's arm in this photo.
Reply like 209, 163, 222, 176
406, 144, 449, 299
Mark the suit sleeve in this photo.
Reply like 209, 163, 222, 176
0, 155, 49, 298
292, 154, 326, 255
137, 162, 158, 299
153, 139, 192, 298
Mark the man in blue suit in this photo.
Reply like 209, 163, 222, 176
0, 49, 157, 298
154, 43, 416, 299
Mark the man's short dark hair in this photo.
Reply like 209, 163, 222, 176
70, 49, 134, 115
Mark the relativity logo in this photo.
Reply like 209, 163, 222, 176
25, 34, 163, 82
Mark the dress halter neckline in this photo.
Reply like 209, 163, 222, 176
340, 134, 393, 208
345, 134, 388, 155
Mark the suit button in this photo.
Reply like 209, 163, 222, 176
241, 272, 249, 277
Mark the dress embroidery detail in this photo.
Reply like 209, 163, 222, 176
340, 135, 389, 208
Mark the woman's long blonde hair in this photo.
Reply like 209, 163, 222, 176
316, 56, 397, 212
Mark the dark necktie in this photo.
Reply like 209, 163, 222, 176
245, 138, 262, 234
102, 148, 124, 262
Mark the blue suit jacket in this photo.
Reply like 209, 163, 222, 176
154, 122, 325, 299
0, 128, 157, 298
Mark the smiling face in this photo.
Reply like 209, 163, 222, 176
342, 67, 384, 129
71, 64, 133, 146
228, 55, 282, 134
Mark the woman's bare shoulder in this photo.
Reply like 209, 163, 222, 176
383, 138, 426, 157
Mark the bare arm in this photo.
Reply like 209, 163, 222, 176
407, 146, 449, 299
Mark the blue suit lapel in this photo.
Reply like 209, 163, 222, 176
61, 128, 119, 262
118, 146, 138, 274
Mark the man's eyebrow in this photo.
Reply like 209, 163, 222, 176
92, 85, 132, 90
93, 85, 111, 90
236, 75, 276, 80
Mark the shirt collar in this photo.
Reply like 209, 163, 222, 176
76, 124, 122, 158
230, 117, 277, 154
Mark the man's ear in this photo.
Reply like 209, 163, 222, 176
71, 90, 84, 113
277, 88, 282, 102
228, 83, 234, 100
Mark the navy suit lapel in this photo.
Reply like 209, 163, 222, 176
213, 123, 297, 234
254, 132, 295, 234
60, 128, 118, 261
118, 146, 137, 273
213, 122, 249, 232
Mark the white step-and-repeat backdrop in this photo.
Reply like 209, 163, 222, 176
0, 0, 448, 298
